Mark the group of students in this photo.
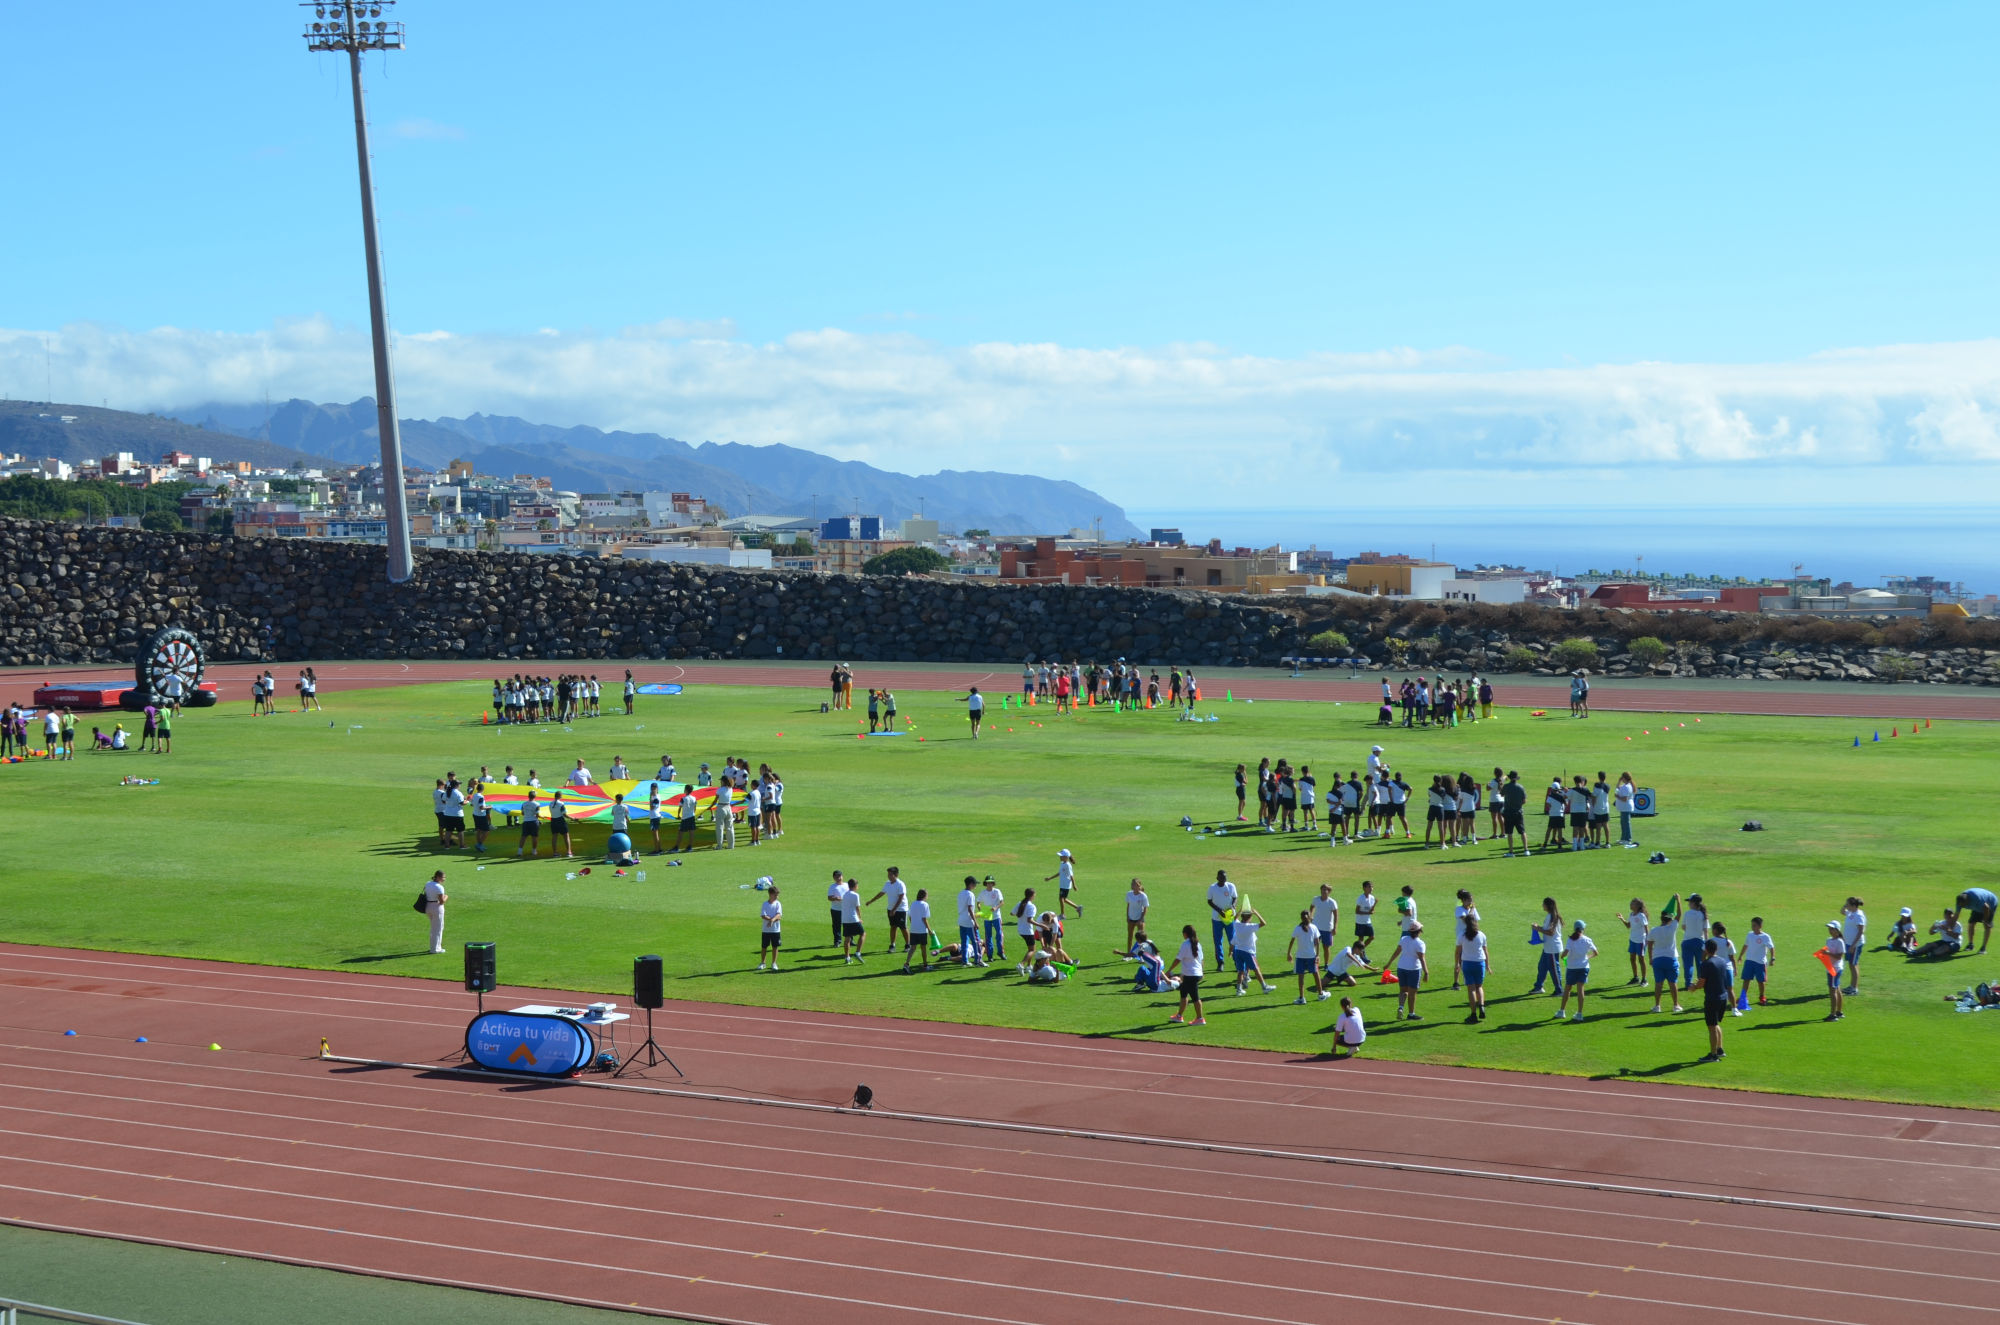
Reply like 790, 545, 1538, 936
492, 671, 638, 724
1380, 674, 1496, 728
249, 669, 317, 714
1230, 748, 1644, 858
422, 753, 790, 858
1052, 870, 1955, 1064
1901, 888, 1998, 959
3, 703, 79, 759
1018, 660, 1201, 715
754, 854, 1084, 981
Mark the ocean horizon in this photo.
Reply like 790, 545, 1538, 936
1123, 504, 1999, 594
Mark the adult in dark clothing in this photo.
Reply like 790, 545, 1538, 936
1689, 939, 1731, 1063
1499, 771, 1530, 855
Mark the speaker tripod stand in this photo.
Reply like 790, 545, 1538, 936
616, 1006, 683, 1078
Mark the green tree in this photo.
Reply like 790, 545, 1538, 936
1305, 628, 1351, 654
141, 509, 185, 533
961, 528, 991, 539
863, 545, 951, 576
205, 509, 235, 535
1628, 636, 1669, 666
1550, 637, 1601, 670
1503, 645, 1540, 671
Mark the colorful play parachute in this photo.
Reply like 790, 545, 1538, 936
478, 779, 719, 823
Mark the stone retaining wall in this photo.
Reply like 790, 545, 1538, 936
3, 519, 1992, 684
0, 519, 1294, 668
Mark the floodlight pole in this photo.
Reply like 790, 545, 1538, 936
306, 1, 413, 583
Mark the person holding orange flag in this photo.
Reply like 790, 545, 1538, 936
1819, 922, 1848, 1021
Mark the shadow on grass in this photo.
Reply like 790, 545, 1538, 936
1590, 1059, 1712, 1080
361, 837, 465, 861
340, 951, 435, 964
1373, 1017, 1448, 1034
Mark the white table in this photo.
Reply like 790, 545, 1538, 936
510, 1004, 629, 1063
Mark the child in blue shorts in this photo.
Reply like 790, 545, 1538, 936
1741, 916, 1775, 1006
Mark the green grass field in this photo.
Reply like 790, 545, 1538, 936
0, 1224, 671, 1324
6, 680, 1996, 1109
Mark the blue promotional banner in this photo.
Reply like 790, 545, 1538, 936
464, 1012, 593, 1077
636, 683, 683, 696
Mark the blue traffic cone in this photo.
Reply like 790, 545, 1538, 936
1853, 736, 1860, 747
1873, 731, 1880, 742
1736, 986, 1750, 1012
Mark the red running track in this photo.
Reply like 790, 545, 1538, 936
11, 658, 2000, 719
1, 943, 1995, 1325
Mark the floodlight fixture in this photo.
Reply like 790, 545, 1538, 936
301, 0, 413, 581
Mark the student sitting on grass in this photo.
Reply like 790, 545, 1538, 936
1034, 909, 1073, 965
1027, 947, 1067, 983
1115, 930, 1173, 992
1909, 911, 1964, 961
1889, 907, 1918, 954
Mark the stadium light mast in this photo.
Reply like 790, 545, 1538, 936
304, 1, 414, 583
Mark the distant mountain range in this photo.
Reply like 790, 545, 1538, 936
0, 400, 327, 473
169, 398, 1140, 537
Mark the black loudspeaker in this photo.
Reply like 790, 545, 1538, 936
463, 942, 497, 993
634, 954, 664, 1009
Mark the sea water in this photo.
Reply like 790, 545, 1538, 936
1126, 504, 1999, 593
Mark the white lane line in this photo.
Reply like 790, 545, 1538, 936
3, 1088, 1989, 1297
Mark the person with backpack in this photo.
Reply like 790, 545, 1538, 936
418, 870, 448, 954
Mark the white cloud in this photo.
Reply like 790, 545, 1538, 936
390, 118, 466, 141
4, 320, 2000, 503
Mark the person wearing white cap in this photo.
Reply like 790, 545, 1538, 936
1045, 849, 1081, 917
1889, 906, 1918, 954
1557, 919, 1597, 1021
1821, 922, 1847, 1021
1367, 744, 1386, 780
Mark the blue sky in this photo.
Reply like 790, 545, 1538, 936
4, 2, 2000, 519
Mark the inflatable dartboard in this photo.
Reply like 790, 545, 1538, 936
132, 626, 215, 707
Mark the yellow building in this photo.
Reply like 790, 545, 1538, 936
818, 539, 912, 575
1343, 560, 1454, 598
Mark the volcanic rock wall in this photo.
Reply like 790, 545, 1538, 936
0, 519, 1296, 668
